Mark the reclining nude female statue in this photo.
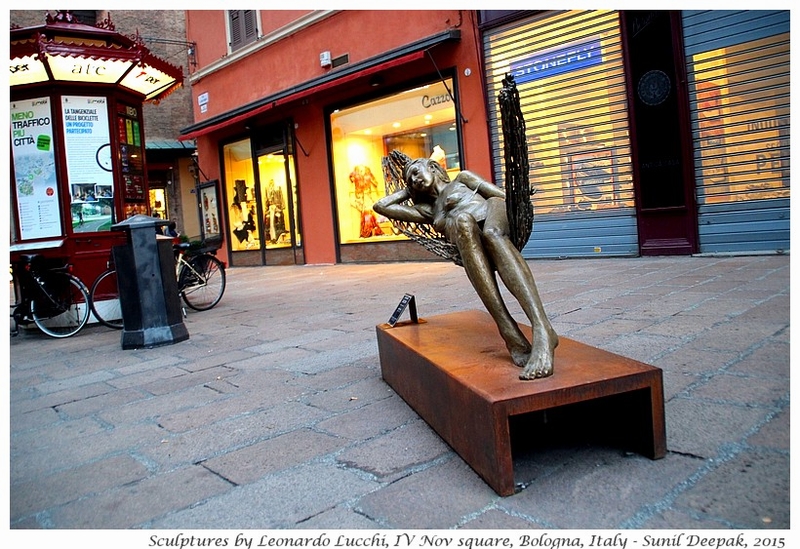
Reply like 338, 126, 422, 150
373, 155, 558, 380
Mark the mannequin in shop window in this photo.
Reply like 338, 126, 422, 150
244, 205, 257, 248
231, 195, 258, 250
264, 179, 287, 244
430, 144, 447, 170
349, 165, 383, 238
373, 154, 558, 380
230, 201, 249, 249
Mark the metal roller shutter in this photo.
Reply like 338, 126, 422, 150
682, 10, 790, 254
483, 10, 637, 258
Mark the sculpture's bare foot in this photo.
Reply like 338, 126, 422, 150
519, 328, 558, 380
519, 353, 553, 379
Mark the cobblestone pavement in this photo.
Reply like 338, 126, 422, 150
8, 255, 790, 532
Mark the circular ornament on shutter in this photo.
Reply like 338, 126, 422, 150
637, 70, 671, 106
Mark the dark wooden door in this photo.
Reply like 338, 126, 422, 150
622, 11, 698, 255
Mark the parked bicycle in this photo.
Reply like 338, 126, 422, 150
89, 242, 226, 329
10, 255, 91, 338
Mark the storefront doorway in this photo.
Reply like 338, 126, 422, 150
221, 126, 302, 266
622, 11, 698, 255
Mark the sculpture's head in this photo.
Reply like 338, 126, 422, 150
403, 157, 450, 203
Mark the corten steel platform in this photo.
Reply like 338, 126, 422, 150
376, 310, 667, 496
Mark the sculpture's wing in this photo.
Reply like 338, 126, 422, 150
380, 150, 462, 266
498, 73, 534, 252
382, 149, 411, 195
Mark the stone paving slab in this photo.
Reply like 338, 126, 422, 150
8, 255, 790, 531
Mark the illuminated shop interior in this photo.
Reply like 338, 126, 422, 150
485, 10, 635, 216
222, 138, 299, 252
690, 33, 789, 205
330, 79, 459, 244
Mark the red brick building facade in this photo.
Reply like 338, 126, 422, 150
181, 10, 492, 266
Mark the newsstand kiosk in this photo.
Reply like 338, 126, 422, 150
9, 11, 184, 304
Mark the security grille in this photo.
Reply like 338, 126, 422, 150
682, 10, 790, 253
483, 10, 637, 258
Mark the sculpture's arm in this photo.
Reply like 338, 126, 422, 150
373, 189, 432, 224
455, 171, 506, 200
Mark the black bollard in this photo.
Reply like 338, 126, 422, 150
111, 214, 189, 349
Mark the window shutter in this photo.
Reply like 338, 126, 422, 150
243, 10, 258, 42
229, 11, 243, 50
229, 10, 258, 52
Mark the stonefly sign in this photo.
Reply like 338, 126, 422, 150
510, 38, 603, 84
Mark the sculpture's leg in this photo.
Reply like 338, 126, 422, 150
482, 199, 558, 379
451, 213, 532, 366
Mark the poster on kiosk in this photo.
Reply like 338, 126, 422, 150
11, 96, 61, 241
61, 95, 115, 233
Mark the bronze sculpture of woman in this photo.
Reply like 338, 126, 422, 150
373, 155, 558, 379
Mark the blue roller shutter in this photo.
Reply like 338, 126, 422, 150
682, 10, 790, 254
483, 10, 637, 258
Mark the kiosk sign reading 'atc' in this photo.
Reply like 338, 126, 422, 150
510, 38, 603, 84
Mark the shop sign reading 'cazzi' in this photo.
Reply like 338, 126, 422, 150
511, 38, 603, 84
421, 93, 452, 109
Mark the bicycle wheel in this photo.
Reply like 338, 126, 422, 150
31, 272, 90, 338
180, 254, 226, 311
89, 269, 124, 329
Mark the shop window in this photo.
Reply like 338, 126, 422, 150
257, 150, 295, 247
149, 187, 168, 224
223, 138, 259, 250
689, 33, 789, 205
222, 137, 297, 254
228, 10, 259, 52
330, 79, 460, 244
